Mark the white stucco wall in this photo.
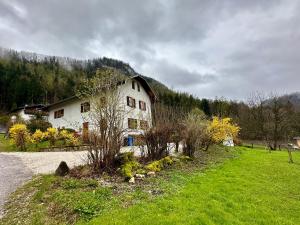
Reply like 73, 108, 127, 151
47, 79, 153, 136
47, 99, 87, 131
17, 109, 34, 121
119, 79, 152, 136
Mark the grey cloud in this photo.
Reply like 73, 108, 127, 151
0, 0, 299, 100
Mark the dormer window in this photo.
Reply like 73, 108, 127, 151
132, 81, 135, 90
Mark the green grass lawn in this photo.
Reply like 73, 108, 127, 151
86, 148, 300, 225
1, 147, 300, 225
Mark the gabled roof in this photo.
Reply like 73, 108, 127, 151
131, 75, 157, 102
10, 104, 45, 113
44, 75, 157, 110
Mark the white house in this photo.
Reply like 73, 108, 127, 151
44, 76, 156, 146
11, 104, 46, 121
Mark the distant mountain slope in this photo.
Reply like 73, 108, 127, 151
0, 47, 169, 92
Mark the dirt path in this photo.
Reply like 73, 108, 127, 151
0, 151, 87, 217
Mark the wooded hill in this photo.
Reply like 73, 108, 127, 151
1, 48, 300, 143
0, 48, 208, 113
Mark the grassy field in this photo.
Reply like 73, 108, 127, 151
1, 147, 300, 225
87, 148, 300, 225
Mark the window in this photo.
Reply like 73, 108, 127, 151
128, 118, 137, 129
81, 102, 90, 113
139, 101, 146, 111
54, 109, 64, 119
140, 120, 148, 130
127, 96, 136, 108
132, 81, 135, 89
137, 83, 140, 92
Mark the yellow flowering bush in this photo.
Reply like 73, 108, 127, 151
31, 129, 45, 145
207, 117, 240, 143
59, 129, 80, 146
46, 127, 58, 146
9, 123, 31, 151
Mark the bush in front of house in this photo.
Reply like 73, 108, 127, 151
31, 129, 46, 147
117, 152, 142, 180
9, 123, 31, 151
27, 119, 51, 133
59, 129, 80, 146
145, 156, 174, 172
45, 127, 58, 146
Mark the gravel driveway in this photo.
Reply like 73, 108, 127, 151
0, 151, 87, 217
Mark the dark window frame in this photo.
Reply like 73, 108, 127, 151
54, 109, 64, 119
128, 118, 138, 129
132, 81, 135, 90
81, 102, 90, 113
140, 120, 148, 130
137, 83, 140, 92
139, 101, 146, 111
127, 96, 136, 108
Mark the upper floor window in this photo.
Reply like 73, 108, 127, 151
139, 101, 146, 111
128, 118, 137, 129
137, 83, 140, 92
81, 102, 90, 113
54, 109, 64, 119
127, 96, 136, 108
132, 81, 135, 90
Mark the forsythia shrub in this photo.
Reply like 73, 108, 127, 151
59, 129, 80, 146
207, 117, 240, 143
145, 156, 174, 172
46, 127, 58, 146
31, 129, 45, 146
9, 123, 31, 151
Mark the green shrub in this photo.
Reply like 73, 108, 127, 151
27, 119, 51, 133
145, 160, 164, 172
161, 156, 173, 166
146, 156, 175, 172
115, 152, 135, 165
120, 161, 141, 180
136, 168, 146, 174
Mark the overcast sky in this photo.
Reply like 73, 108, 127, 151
1, 0, 299, 100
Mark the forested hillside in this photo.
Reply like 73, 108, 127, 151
1, 48, 300, 143
0, 48, 208, 113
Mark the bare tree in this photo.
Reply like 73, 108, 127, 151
247, 92, 295, 151
143, 103, 187, 160
77, 67, 128, 172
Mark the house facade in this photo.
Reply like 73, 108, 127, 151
44, 76, 156, 146
11, 104, 46, 121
